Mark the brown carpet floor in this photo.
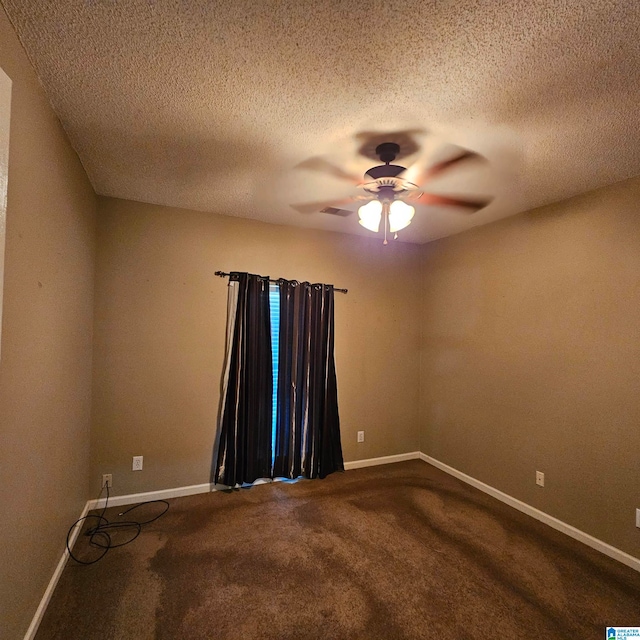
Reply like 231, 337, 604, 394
36, 460, 640, 639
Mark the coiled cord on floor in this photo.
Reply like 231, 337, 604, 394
66, 483, 169, 565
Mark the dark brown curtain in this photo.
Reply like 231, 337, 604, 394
273, 280, 344, 479
214, 272, 273, 486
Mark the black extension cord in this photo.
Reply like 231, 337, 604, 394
66, 483, 169, 565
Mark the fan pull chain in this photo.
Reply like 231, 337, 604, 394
383, 207, 388, 245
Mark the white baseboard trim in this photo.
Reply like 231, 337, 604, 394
85, 453, 424, 510
344, 451, 421, 470
23, 500, 90, 640
88, 453, 424, 509
420, 453, 640, 573
87, 482, 214, 510
84, 453, 423, 510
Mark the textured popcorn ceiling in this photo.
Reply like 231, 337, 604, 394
2, 0, 640, 243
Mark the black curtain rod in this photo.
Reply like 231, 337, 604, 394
214, 271, 348, 294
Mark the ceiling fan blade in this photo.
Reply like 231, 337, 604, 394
295, 157, 362, 184
414, 151, 485, 186
290, 196, 361, 215
416, 192, 492, 211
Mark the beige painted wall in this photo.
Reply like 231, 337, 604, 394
0, 8, 97, 639
92, 197, 422, 496
419, 175, 640, 558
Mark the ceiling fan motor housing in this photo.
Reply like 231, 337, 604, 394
364, 142, 409, 189
365, 164, 406, 181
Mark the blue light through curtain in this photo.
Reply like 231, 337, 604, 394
269, 284, 280, 465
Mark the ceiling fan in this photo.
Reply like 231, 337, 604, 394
293, 141, 492, 244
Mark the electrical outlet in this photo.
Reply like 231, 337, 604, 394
132, 455, 143, 471
357, 431, 365, 443
636, 508, 640, 529
102, 474, 112, 489
536, 471, 545, 487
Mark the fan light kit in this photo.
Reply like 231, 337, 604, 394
356, 142, 419, 244
357, 200, 415, 235
294, 137, 492, 245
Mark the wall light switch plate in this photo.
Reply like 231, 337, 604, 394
357, 431, 365, 443
536, 471, 544, 487
132, 455, 143, 471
